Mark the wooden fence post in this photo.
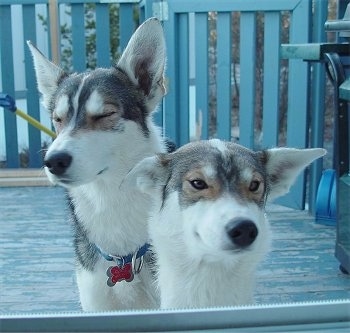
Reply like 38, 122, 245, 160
48, 0, 60, 64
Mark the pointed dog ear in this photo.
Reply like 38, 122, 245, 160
117, 18, 166, 112
263, 148, 326, 201
27, 41, 67, 109
125, 154, 170, 194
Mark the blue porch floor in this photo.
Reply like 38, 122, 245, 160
0, 186, 349, 314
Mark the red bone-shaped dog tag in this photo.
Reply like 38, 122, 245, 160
106, 264, 134, 287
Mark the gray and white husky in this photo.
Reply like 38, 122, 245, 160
128, 139, 326, 308
28, 18, 167, 311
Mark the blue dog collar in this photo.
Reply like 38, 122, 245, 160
95, 243, 151, 268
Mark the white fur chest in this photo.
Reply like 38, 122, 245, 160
70, 180, 151, 254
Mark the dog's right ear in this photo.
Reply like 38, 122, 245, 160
263, 147, 327, 201
125, 154, 170, 194
27, 41, 67, 109
117, 18, 166, 113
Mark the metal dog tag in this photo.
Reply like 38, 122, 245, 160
106, 263, 134, 287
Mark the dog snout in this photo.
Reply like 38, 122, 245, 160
225, 218, 258, 248
44, 151, 72, 175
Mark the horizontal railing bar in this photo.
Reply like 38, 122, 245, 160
0, 0, 140, 5
167, 0, 302, 13
58, 0, 140, 4
0, 0, 48, 5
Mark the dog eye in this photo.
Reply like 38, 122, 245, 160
189, 179, 208, 190
93, 112, 116, 121
53, 116, 62, 123
249, 180, 260, 192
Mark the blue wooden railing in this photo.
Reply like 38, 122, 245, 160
0, 0, 330, 210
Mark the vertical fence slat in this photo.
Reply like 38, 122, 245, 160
262, 11, 280, 148
71, 3, 86, 71
23, 4, 42, 167
287, 2, 310, 148
282, 0, 311, 209
309, 0, 328, 214
119, 2, 135, 51
216, 12, 231, 141
239, 11, 256, 149
95, 3, 110, 67
163, 12, 179, 143
195, 12, 209, 140
178, 13, 190, 146
0, 4, 19, 168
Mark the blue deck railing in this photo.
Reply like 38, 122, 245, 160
0, 0, 332, 210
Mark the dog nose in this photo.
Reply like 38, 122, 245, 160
226, 218, 258, 248
44, 152, 72, 175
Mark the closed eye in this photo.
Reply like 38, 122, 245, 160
92, 112, 116, 121
189, 179, 208, 190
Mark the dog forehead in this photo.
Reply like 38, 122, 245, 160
171, 140, 262, 176
83, 67, 129, 88
54, 68, 131, 106
224, 142, 262, 169
209, 138, 228, 154
170, 141, 220, 171
58, 72, 84, 95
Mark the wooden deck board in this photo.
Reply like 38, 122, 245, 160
0, 169, 50, 187
0, 186, 349, 314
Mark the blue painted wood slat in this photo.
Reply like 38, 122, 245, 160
309, 0, 328, 214
239, 11, 256, 149
95, 3, 110, 68
178, 13, 190, 146
0, 5, 19, 168
71, 3, 86, 71
195, 13, 209, 140
23, 4, 43, 167
165, 0, 304, 13
287, 0, 311, 148
163, 12, 179, 143
119, 3, 135, 52
262, 11, 281, 148
282, 0, 312, 209
216, 12, 231, 141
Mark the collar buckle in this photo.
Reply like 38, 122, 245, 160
108, 254, 125, 268
132, 251, 144, 274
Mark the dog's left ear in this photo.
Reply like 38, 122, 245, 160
125, 154, 170, 194
263, 148, 326, 201
117, 18, 166, 112
27, 41, 67, 109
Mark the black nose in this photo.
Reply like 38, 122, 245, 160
226, 218, 258, 248
44, 152, 72, 175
